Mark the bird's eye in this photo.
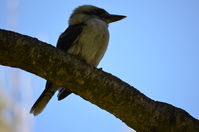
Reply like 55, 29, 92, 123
94, 9, 108, 17
83, 8, 108, 18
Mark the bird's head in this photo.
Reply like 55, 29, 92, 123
69, 5, 126, 25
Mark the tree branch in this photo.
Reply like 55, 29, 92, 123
0, 29, 198, 132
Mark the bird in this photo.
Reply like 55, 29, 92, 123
30, 5, 126, 115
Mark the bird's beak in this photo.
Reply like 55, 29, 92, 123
105, 14, 126, 23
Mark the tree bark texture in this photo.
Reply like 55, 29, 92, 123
0, 29, 199, 132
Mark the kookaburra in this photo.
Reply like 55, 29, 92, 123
30, 5, 126, 115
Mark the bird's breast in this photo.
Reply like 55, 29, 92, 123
68, 19, 109, 66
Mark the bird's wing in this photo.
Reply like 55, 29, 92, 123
56, 23, 85, 51
56, 23, 85, 100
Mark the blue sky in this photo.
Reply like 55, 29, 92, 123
0, 0, 199, 132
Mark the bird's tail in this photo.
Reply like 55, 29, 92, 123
30, 81, 57, 116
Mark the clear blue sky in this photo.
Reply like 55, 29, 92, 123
0, 0, 199, 132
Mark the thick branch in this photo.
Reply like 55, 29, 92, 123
0, 29, 199, 132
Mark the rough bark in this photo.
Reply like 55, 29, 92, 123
0, 29, 199, 132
